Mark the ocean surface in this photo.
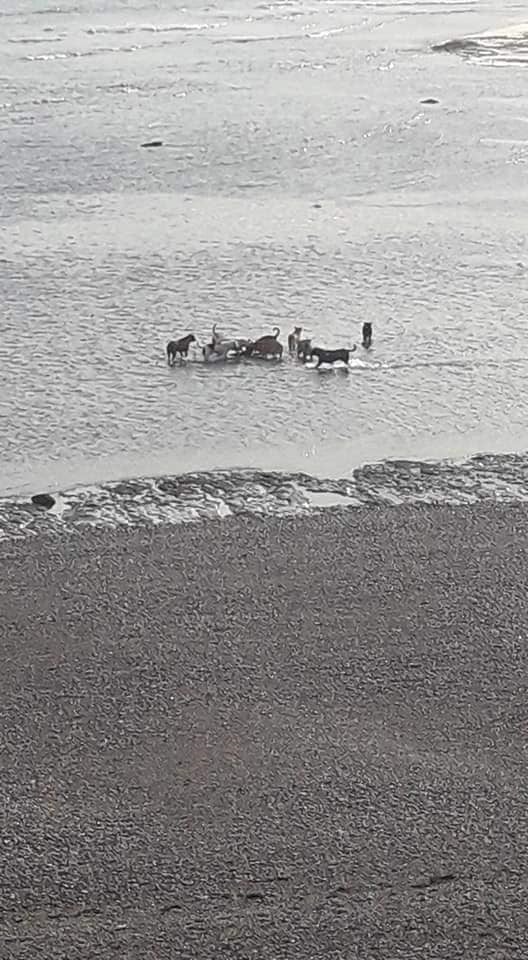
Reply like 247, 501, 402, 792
1, 0, 528, 522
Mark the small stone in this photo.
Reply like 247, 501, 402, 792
31, 493, 55, 510
141, 140, 163, 148
421, 98, 439, 105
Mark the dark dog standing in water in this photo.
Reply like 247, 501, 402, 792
362, 322, 372, 349
166, 334, 196, 365
311, 345, 357, 368
247, 327, 283, 359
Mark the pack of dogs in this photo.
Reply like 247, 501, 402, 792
167, 321, 373, 368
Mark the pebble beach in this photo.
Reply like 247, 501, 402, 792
2, 504, 528, 958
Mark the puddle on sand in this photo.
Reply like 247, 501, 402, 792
303, 489, 356, 508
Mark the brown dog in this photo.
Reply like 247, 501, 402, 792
166, 333, 196, 365
247, 327, 283, 360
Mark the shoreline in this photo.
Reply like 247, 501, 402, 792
3, 451, 528, 541
2, 503, 528, 956
3, 427, 528, 504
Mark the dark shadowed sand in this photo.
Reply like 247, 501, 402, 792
2, 504, 528, 958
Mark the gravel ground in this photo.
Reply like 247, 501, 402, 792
2, 504, 528, 959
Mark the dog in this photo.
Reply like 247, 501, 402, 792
288, 326, 302, 354
234, 339, 253, 356
296, 338, 312, 361
310, 345, 357, 367
204, 325, 252, 362
212, 323, 250, 354
362, 322, 372, 349
246, 327, 283, 360
211, 323, 224, 348
166, 333, 196, 365
203, 339, 250, 362
202, 342, 218, 362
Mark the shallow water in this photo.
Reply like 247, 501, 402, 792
1, 0, 528, 497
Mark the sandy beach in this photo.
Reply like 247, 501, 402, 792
2, 504, 528, 958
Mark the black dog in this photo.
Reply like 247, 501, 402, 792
166, 334, 196, 366
311, 345, 356, 368
362, 322, 372, 349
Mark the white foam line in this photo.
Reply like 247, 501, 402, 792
308, 26, 350, 38
481, 138, 528, 146
86, 23, 210, 35
9, 36, 65, 43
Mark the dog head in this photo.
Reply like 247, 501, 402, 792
234, 339, 252, 355
177, 333, 196, 348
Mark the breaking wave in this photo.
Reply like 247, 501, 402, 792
2, 453, 528, 541
434, 22, 528, 65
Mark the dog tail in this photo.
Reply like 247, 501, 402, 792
272, 326, 280, 339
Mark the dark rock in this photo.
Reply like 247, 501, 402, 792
31, 493, 55, 510
421, 98, 439, 105
141, 140, 163, 148
411, 873, 456, 889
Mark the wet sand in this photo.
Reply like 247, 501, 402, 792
2, 504, 528, 958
